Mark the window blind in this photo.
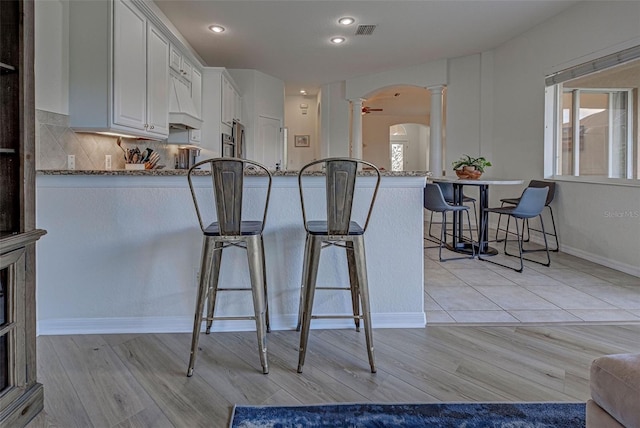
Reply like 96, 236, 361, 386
545, 45, 640, 86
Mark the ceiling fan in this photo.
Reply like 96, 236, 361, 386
362, 106, 383, 114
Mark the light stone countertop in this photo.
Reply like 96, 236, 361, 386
37, 169, 431, 177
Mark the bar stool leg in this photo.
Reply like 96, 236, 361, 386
260, 236, 271, 333
205, 241, 223, 334
247, 235, 269, 374
346, 241, 361, 332
352, 236, 376, 373
187, 237, 214, 377
297, 237, 322, 373
296, 233, 311, 332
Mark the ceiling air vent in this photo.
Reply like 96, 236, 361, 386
355, 25, 376, 36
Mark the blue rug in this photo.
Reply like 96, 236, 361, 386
230, 402, 585, 427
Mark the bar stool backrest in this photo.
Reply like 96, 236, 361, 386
188, 157, 272, 235
298, 157, 381, 235
434, 181, 454, 202
511, 187, 549, 219
424, 183, 451, 212
528, 180, 556, 206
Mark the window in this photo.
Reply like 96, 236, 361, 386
545, 48, 640, 182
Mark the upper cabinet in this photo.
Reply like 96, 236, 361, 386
222, 73, 241, 125
69, 0, 174, 139
112, 0, 169, 138
169, 45, 193, 82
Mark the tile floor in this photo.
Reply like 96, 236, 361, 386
423, 223, 640, 325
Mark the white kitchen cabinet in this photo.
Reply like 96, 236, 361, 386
169, 44, 192, 82
146, 24, 170, 137
69, 0, 169, 139
234, 90, 242, 124
191, 68, 202, 118
222, 73, 241, 125
112, 0, 146, 131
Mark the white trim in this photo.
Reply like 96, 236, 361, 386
487, 218, 640, 279
560, 244, 640, 278
545, 38, 640, 78
37, 312, 427, 336
548, 175, 640, 188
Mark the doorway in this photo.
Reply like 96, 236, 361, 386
389, 123, 430, 171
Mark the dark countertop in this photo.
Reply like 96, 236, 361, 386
37, 169, 431, 177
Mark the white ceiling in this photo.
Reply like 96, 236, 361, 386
154, 1, 579, 97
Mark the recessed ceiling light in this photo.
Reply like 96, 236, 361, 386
208, 25, 225, 33
338, 17, 355, 25
330, 37, 346, 44
300, 89, 307, 95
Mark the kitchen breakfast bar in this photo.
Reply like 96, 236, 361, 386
35, 169, 428, 335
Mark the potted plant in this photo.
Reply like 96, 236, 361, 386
452, 154, 492, 179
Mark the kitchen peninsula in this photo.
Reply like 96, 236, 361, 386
35, 169, 428, 335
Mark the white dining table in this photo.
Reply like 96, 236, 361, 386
430, 176, 524, 255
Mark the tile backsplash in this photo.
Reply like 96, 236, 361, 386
36, 110, 178, 170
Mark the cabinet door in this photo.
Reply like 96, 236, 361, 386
191, 68, 202, 119
221, 76, 234, 125
234, 91, 242, 123
169, 45, 181, 72
113, 0, 147, 131
146, 23, 169, 137
180, 58, 193, 82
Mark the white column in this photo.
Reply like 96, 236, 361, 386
428, 86, 444, 176
350, 98, 364, 159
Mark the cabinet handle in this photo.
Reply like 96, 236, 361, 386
150, 125, 154, 129
144, 124, 149, 128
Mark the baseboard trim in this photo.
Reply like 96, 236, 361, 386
559, 244, 640, 278
488, 220, 639, 278
37, 312, 427, 336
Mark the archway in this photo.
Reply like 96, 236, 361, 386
361, 85, 431, 170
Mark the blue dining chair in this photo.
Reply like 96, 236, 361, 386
428, 181, 478, 243
424, 183, 476, 262
479, 186, 551, 272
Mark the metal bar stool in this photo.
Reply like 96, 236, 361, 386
186, 158, 272, 376
295, 158, 381, 374
495, 180, 559, 251
479, 186, 551, 272
424, 183, 476, 261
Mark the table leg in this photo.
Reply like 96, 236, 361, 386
478, 185, 498, 256
452, 184, 463, 248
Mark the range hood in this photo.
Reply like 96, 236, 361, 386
169, 76, 202, 130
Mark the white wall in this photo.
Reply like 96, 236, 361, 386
445, 54, 481, 170
491, 1, 640, 273
34, 0, 69, 114
285, 94, 318, 170
319, 81, 350, 158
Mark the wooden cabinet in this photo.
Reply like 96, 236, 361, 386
222, 73, 241, 125
0, 1, 46, 426
70, 0, 169, 139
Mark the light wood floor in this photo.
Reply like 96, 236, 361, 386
28, 324, 640, 427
